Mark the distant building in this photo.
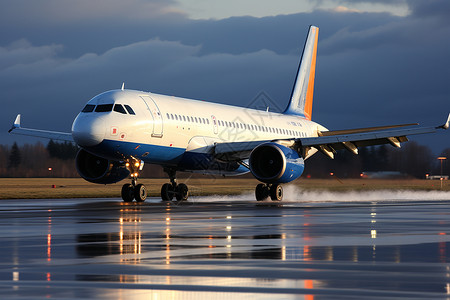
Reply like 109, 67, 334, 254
426, 174, 449, 180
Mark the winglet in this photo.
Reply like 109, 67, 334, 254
8, 114, 21, 133
437, 113, 450, 130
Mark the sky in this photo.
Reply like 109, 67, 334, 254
0, 0, 449, 154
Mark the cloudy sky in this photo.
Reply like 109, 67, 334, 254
1, 0, 449, 153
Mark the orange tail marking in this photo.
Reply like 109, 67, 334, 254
304, 27, 318, 121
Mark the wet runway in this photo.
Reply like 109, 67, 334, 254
1, 190, 450, 299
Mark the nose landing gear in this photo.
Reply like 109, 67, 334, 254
121, 160, 147, 203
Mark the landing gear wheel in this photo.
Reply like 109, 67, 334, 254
255, 183, 270, 201
175, 183, 189, 201
270, 184, 283, 201
161, 183, 174, 201
134, 184, 147, 202
121, 184, 134, 202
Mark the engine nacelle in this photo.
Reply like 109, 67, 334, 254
75, 149, 129, 184
249, 143, 304, 184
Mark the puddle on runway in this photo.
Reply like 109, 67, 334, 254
2, 195, 450, 299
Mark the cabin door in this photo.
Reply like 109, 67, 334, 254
140, 95, 163, 138
211, 115, 218, 134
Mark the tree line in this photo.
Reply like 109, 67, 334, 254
0, 140, 448, 179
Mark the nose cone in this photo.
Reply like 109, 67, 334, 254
72, 114, 106, 147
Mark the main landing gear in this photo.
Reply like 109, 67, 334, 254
121, 160, 147, 203
120, 164, 189, 203
161, 168, 189, 201
255, 183, 283, 201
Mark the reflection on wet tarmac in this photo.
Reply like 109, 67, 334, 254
1, 197, 450, 299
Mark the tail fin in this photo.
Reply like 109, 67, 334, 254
283, 25, 319, 120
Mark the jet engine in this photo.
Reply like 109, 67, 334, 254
75, 149, 129, 184
248, 143, 304, 183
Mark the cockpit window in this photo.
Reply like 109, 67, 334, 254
124, 105, 135, 115
81, 104, 95, 113
113, 104, 127, 114
95, 104, 113, 112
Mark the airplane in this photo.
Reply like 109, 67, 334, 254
8, 25, 450, 203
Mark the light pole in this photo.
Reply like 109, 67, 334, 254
438, 157, 447, 190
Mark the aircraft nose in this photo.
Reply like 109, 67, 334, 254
71, 115, 105, 147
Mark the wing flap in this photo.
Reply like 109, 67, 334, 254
318, 123, 418, 136
301, 126, 434, 148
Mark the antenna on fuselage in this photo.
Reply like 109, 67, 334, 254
121, 82, 125, 91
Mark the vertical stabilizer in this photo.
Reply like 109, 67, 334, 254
284, 25, 319, 120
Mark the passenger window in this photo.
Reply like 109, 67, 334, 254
82, 104, 95, 113
124, 105, 135, 115
113, 104, 127, 114
95, 104, 113, 112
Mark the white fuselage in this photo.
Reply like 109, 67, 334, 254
72, 89, 325, 170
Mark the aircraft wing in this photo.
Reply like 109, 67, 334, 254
8, 114, 74, 142
214, 114, 450, 161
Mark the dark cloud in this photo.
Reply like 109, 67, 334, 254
1, 1, 449, 152
408, 0, 450, 20
338, 0, 406, 4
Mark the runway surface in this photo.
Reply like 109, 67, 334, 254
1, 190, 450, 299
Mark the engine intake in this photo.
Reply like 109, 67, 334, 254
249, 143, 304, 183
75, 149, 129, 184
